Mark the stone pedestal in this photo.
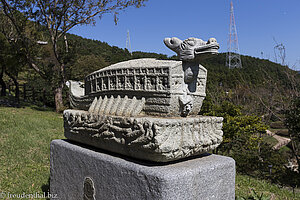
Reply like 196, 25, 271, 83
50, 140, 235, 200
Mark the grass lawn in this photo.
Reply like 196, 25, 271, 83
263, 135, 279, 146
0, 105, 299, 199
0, 106, 64, 198
236, 174, 300, 199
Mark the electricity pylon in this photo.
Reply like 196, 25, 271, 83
226, 0, 242, 69
126, 30, 132, 56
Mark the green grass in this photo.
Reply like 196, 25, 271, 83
236, 174, 300, 199
0, 105, 299, 199
279, 146, 292, 154
263, 135, 279, 146
0, 106, 64, 198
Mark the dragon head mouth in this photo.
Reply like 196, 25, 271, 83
164, 37, 219, 61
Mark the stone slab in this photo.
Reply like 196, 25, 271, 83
64, 109, 223, 162
50, 139, 235, 200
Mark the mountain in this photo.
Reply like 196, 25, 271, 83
65, 33, 169, 80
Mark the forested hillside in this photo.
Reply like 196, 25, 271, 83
65, 34, 169, 80
201, 54, 300, 121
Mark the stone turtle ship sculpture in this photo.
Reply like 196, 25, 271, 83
64, 37, 223, 162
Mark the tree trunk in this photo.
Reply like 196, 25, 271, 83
53, 59, 66, 112
54, 81, 64, 112
0, 66, 6, 96
290, 138, 300, 170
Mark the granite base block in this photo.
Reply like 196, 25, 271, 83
50, 139, 235, 200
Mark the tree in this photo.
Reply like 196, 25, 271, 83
200, 100, 267, 155
0, 0, 147, 112
285, 97, 300, 170
0, 11, 35, 103
0, 32, 8, 96
69, 54, 108, 81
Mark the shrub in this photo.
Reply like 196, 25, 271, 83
201, 100, 295, 186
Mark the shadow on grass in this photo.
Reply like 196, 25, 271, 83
0, 96, 21, 107
28, 104, 55, 112
0, 96, 56, 112
41, 177, 50, 200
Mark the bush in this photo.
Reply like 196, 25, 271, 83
201, 100, 295, 186
284, 97, 300, 172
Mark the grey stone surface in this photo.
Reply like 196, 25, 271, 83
69, 58, 208, 117
163, 37, 219, 116
67, 80, 94, 111
50, 139, 235, 200
164, 37, 219, 61
64, 109, 223, 162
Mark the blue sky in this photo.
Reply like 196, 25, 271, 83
70, 0, 300, 70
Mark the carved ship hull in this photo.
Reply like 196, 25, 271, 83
68, 58, 207, 117
64, 109, 223, 162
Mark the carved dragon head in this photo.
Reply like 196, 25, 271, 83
164, 37, 219, 61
